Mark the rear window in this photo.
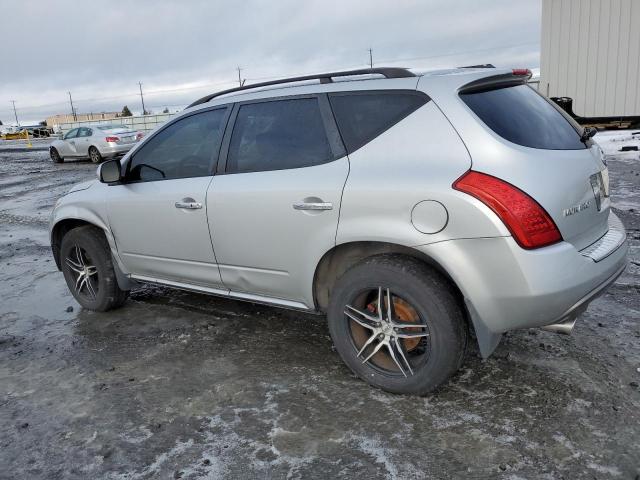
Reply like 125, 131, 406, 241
460, 84, 585, 150
97, 125, 128, 131
329, 92, 428, 154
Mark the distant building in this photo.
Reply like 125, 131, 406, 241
540, 0, 640, 117
45, 112, 119, 127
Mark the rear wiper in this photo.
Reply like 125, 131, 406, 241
580, 126, 598, 143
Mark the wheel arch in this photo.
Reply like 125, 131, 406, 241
312, 240, 501, 358
51, 218, 108, 270
313, 241, 462, 312
51, 215, 134, 291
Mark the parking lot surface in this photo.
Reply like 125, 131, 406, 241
0, 147, 639, 479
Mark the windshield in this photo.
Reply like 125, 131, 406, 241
460, 84, 586, 150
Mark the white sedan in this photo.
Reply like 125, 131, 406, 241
50, 125, 144, 164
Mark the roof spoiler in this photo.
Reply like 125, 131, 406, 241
459, 69, 532, 94
186, 67, 416, 109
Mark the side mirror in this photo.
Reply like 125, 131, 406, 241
98, 159, 122, 183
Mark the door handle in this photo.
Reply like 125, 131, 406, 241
175, 200, 202, 210
292, 202, 333, 211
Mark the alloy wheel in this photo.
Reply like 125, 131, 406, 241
345, 287, 430, 377
65, 244, 99, 300
90, 148, 100, 163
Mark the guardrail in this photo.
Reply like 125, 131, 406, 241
57, 112, 175, 133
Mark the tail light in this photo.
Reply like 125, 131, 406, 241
453, 171, 562, 249
136, 132, 144, 140
105, 136, 119, 143
512, 68, 532, 77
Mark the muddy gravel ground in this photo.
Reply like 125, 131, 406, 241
0, 147, 639, 480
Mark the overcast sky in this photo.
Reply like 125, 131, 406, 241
0, 0, 541, 124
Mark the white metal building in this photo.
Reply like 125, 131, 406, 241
540, 0, 640, 117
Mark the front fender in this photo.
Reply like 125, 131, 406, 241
50, 186, 132, 285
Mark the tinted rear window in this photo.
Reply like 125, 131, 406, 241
329, 92, 428, 154
226, 98, 332, 174
460, 84, 585, 150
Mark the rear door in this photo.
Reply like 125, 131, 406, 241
106, 107, 230, 287
206, 95, 348, 306
459, 83, 609, 250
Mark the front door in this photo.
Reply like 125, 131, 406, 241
61, 128, 79, 156
207, 96, 348, 307
106, 107, 229, 287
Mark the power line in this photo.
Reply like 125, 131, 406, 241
0, 42, 539, 118
375, 41, 539, 65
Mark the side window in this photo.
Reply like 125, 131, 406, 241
127, 108, 227, 182
78, 128, 91, 137
64, 128, 78, 140
226, 98, 333, 174
329, 92, 428, 154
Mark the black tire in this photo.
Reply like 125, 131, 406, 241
60, 225, 128, 311
50, 147, 63, 163
88, 146, 102, 164
327, 254, 468, 395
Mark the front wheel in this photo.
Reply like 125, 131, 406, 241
327, 255, 468, 395
88, 146, 102, 164
60, 226, 128, 311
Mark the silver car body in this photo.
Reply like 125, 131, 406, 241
51, 125, 142, 159
50, 68, 628, 357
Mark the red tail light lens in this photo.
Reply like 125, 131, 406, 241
105, 136, 119, 143
453, 171, 562, 249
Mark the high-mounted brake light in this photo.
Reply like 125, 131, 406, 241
105, 136, 119, 143
453, 171, 562, 249
512, 68, 532, 77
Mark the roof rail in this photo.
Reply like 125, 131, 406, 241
186, 67, 416, 109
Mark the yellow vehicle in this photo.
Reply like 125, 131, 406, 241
2, 130, 28, 140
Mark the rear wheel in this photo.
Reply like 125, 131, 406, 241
50, 147, 63, 163
88, 146, 102, 164
327, 255, 468, 395
60, 226, 128, 311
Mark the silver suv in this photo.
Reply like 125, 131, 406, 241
50, 67, 628, 395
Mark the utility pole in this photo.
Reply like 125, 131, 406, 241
10, 100, 19, 126
236, 66, 244, 87
67, 92, 77, 121
368, 48, 373, 69
138, 82, 146, 115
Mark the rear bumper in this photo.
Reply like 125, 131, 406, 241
547, 260, 626, 326
99, 143, 136, 157
416, 212, 628, 355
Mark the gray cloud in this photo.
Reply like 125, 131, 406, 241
0, 0, 541, 123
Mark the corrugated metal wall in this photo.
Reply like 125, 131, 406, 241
540, 0, 640, 117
